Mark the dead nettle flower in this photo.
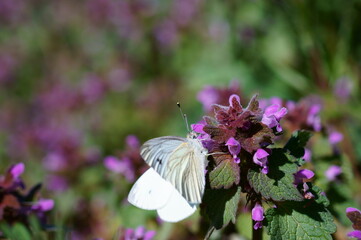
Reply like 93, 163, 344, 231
193, 94, 287, 175
0, 163, 54, 225
294, 169, 315, 199
252, 203, 264, 230
123, 226, 156, 240
346, 207, 361, 239
325, 165, 342, 181
104, 135, 144, 181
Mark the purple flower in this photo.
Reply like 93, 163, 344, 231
261, 104, 287, 132
307, 104, 322, 132
294, 169, 314, 185
252, 203, 264, 230
126, 135, 140, 149
124, 226, 156, 240
334, 77, 352, 103
325, 165, 342, 181
43, 152, 66, 171
104, 156, 135, 181
328, 131, 343, 145
346, 207, 361, 239
253, 149, 269, 174
303, 148, 312, 162
197, 86, 220, 111
46, 175, 69, 192
9, 163, 24, 179
226, 137, 241, 163
32, 199, 54, 212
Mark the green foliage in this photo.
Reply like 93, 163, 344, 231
202, 186, 241, 229
264, 186, 336, 240
284, 130, 313, 158
248, 148, 303, 201
209, 158, 240, 189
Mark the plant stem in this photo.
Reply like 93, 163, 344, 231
204, 226, 215, 240
252, 220, 263, 240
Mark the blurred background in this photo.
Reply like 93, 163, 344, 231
0, 0, 361, 239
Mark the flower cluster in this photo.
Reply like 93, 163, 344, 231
0, 163, 54, 227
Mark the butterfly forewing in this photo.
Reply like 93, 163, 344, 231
140, 136, 206, 204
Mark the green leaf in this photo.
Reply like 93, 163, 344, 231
202, 186, 241, 229
11, 223, 32, 240
209, 157, 240, 189
264, 200, 336, 240
284, 130, 313, 158
248, 148, 303, 201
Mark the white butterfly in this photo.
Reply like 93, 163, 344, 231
127, 133, 208, 222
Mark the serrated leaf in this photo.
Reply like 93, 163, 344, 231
248, 148, 303, 201
202, 186, 241, 229
265, 200, 336, 240
284, 130, 313, 158
209, 157, 240, 189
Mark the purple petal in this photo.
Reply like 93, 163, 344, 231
328, 131, 343, 145
325, 165, 342, 181
197, 86, 219, 111
9, 162, 25, 179
346, 207, 361, 214
348, 230, 361, 239
134, 226, 146, 238
144, 230, 156, 240
126, 135, 140, 148
226, 137, 241, 157
252, 203, 264, 221
228, 94, 241, 108
191, 123, 205, 134
32, 199, 54, 212
274, 107, 287, 120
264, 104, 280, 116
294, 169, 314, 185
253, 221, 263, 230
255, 149, 269, 159
303, 148, 312, 162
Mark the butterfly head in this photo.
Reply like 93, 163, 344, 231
187, 131, 199, 140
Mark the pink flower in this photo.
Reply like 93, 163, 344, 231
226, 137, 241, 163
104, 156, 135, 181
252, 203, 264, 230
9, 162, 24, 179
261, 104, 287, 132
328, 131, 343, 145
253, 149, 269, 174
32, 199, 54, 212
294, 169, 314, 185
124, 226, 156, 240
325, 165, 342, 181
303, 148, 312, 162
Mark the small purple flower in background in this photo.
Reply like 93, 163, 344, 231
325, 165, 342, 181
197, 85, 220, 112
346, 207, 361, 239
334, 77, 352, 103
261, 104, 287, 132
303, 148, 312, 162
307, 104, 322, 132
32, 199, 55, 212
126, 135, 140, 149
253, 149, 269, 174
46, 175, 69, 192
252, 203, 264, 230
328, 131, 343, 146
124, 226, 156, 240
226, 137, 241, 163
9, 162, 25, 179
294, 169, 314, 185
104, 156, 135, 181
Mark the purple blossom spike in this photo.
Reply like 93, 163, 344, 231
307, 104, 322, 132
253, 149, 269, 174
252, 203, 264, 230
197, 86, 219, 111
325, 165, 342, 181
294, 169, 314, 185
9, 163, 25, 179
226, 137, 241, 163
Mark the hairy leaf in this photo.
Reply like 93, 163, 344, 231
265, 200, 336, 240
202, 186, 241, 229
247, 149, 303, 201
284, 130, 313, 158
209, 157, 240, 189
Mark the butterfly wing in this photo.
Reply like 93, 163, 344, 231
127, 168, 173, 210
141, 136, 206, 204
157, 187, 197, 222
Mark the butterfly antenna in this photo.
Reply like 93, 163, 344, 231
177, 102, 191, 132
